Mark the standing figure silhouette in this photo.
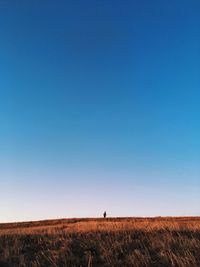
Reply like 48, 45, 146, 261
103, 211, 107, 218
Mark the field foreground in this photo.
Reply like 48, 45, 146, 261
0, 217, 200, 266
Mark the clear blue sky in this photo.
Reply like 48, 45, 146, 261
1, 0, 200, 222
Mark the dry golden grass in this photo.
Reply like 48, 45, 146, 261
0, 217, 200, 266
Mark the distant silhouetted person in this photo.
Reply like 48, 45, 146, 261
103, 211, 107, 218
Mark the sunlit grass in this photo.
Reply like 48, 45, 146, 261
0, 217, 200, 266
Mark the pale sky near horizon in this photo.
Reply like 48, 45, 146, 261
1, 0, 200, 222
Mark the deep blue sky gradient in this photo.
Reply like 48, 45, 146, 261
1, 0, 200, 221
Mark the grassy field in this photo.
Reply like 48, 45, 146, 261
0, 217, 200, 266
